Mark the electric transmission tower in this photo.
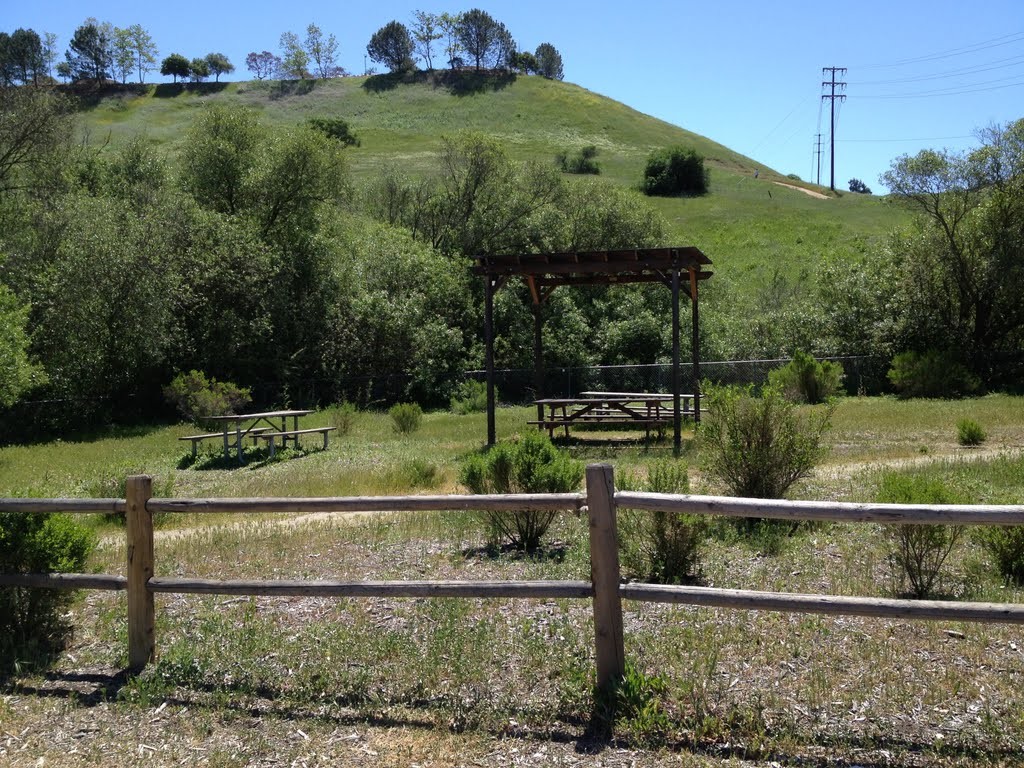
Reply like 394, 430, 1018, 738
821, 67, 846, 191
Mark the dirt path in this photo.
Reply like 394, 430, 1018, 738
129, 446, 1023, 546
772, 181, 830, 199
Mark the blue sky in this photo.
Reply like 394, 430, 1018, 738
6, 0, 1023, 192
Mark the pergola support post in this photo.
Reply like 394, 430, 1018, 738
485, 276, 496, 446
672, 268, 682, 453
690, 268, 701, 424
533, 302, 544, 424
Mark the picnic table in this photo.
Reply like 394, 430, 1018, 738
530, 391, 697, 440
179, 409, 334, 463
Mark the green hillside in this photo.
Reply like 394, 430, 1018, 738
78, 74, 909, 282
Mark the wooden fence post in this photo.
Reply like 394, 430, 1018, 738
126, 474, 155, 671
586, 463, 625, 690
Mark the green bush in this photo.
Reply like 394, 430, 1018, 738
699, 383, 834, 499
460, 431, 583, 551
768, 351, 844, 404
328, 401, 359, 436
978, 526, 1024, 585
640, 146, 709, 197
449, 379, 490, 415
555, 145, 600, 175
877, 473, 966, 599
618, 460, 706, 584
389, 402, 423, 434
887, 350, 979, 399
0, 512, 96, 674
163, 370, 251, 424
956, 418, 986, 447
306, 117, 360, 147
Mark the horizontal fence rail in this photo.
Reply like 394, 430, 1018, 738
147, 493, 585, 516
4, 465, 1024, 688
616, 491, 1024, 526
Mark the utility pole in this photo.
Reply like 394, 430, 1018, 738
821, 67, 847, 191
814, 133, 824, 186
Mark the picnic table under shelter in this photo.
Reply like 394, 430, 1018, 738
473, 247, 713, 450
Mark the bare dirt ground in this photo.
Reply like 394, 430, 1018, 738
771, 181, 830, 200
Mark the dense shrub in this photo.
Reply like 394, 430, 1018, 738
389, 402, 423, 434
768, 351, 844, 404
555, 145, 600, 175
640, 146, 709, 197
0, 513, 96, 673
956, 418, 986, 447
887, 350, 980, 399
978, 526, 1024, 585
328, 401, 359, 436
449, 379, 490, 415
618, 461, 706, 584
699, 383, 834, 499
163, 370, 251, 424
877, 473, 966, 599
460, 431, 583, 551
306, 117, 360, 147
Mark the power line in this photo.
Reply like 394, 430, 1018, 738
837, 135, 974, 143
860, 78, 1024, 99
850, 54, 1024, 85
853, 30, 1024, 69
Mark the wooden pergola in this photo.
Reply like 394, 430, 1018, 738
473, 247, 713, 450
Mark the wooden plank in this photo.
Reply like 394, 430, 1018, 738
126, 475, 155, 671
148, 578, 591, 599
0, 573, 127, 590
0, 498, 125, 515
621, 584, 1024, 624
257, 427, 336, 438
614, 491, 1024, 526
586, 464, 625, 689
148, 493, 585, 515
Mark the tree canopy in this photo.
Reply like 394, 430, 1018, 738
204, 52, 233, 82
534, 43, 563, 80
367, 21, 416, 73
160, 53, 189, 83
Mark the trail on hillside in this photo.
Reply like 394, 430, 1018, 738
772, 181, 830, 199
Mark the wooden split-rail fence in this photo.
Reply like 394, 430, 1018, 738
3, 464, 1024, 688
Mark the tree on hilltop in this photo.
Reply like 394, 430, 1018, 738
245, 50, 280, 80
3, 28, 45, 85
189, 57, 210, 82
66, 21, 112, 82
127, 24, 158, 83
160, 53, 189, 83
304, 23, 340, 78
535, 43, 563, 80
848, 178, 871, 194
279, 31, 309, 79
204, 52, 234, 82
367, 21, 415, 74
456, 9, 515, 70
411, 10, 442, 70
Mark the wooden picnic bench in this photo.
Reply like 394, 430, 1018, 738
257, 426, 336, 457
531, 392, 698, 439
187, 409, 317, 463
178, 427, 272, 459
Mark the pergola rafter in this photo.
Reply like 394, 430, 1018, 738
473, 247, 713, 450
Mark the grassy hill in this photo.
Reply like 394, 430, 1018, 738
75, 73, 909, 294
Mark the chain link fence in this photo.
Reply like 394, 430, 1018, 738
467, 356, 889, 405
